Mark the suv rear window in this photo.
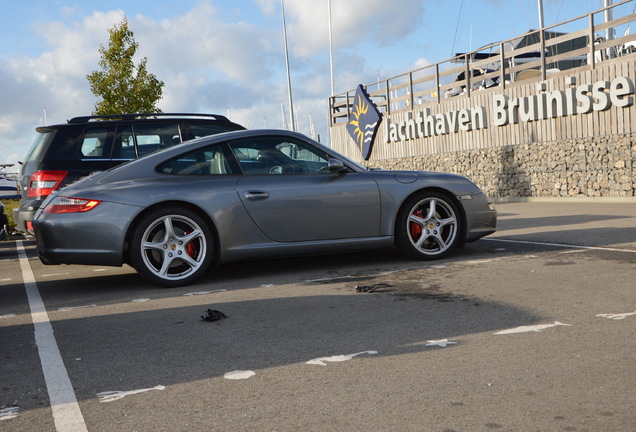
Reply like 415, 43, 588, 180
23, 129, 56, 165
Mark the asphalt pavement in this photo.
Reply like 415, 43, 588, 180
1, 200, 635, 432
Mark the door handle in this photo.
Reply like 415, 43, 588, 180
243, 191, 270, 201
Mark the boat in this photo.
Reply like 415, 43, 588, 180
0, 164, 19, 200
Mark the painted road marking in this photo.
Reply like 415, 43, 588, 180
58, 305, 97, 312
425, 339, 458, 347
224, 370, 256, 380
16, 241, 88, 432
97, 385, 165, 403
0, 406, 18, 421
41, 272, 70, 277
0, 313, 15, 319
597, 311, 636, 320
495, 321, 572, 335
307, 351, 378, 366
183, 289, 227, 296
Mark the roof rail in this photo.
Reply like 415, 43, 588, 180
67, 113, 232, 124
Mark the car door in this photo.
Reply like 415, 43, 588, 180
230, 136, 381, 242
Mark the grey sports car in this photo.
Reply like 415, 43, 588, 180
33, 129, 496, 287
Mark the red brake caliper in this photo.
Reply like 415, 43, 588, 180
410, 210, 423, 239
184, 232, 195, 257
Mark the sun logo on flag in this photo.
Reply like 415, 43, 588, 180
346, 85, 382, 160
349, 95, 369, 147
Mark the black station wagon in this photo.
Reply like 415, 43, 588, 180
14, 113, 245, 235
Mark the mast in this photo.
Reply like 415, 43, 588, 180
537, 0, 544, 29
328, 0, 334, 96
605, 0, 616, 58
281, 0, 296, 131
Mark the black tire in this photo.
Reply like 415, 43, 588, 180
395, 191, 461, 260
130, 207, 214, 287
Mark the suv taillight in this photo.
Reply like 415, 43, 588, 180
27, 171, 68, 198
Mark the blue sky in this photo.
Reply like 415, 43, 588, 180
0, 0, 625, 169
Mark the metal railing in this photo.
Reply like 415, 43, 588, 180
329, 0, 636, 125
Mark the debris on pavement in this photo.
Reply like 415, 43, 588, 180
201, 309, 228, 322
355, 283, 392, 293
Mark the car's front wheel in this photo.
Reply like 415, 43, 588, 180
130, 207, 213, 287
395, 191, 461, 260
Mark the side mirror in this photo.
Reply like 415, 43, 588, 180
328, 158, 347, 174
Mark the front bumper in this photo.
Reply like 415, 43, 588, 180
461, 192, 497, 242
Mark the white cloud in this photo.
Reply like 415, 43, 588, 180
413, 57, 432, 69
0, 0, 432, 169
279, 0, 426, 57
134, 3, 277, 83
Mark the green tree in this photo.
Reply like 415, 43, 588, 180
87, 18, 164, 115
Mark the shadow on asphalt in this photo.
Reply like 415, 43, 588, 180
496, 213, 631, 231
1, 266, 541, 405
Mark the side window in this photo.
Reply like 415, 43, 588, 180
113, 126, 136, 159
135, 124, 182, 157
157, 144, 234, 175
80, 128, 110, 158
228, 136, 329, 175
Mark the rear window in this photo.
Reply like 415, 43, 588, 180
23, 130, 56, 165
158, 144, 234, 175
47, 125, 114, 161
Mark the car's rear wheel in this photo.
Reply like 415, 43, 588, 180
395, 191, 461, 260
130, 207, 213, 287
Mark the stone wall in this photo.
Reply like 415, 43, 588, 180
365, 134, 636, 199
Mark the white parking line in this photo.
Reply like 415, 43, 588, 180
183, 289, 227, 296
58, 305, 97, 312
224, 370, 256, 380
0, 406, 19, 421
306, 351, 378, 366
596, 311, 636, 320
494, 321, 572, 335
16, 241, 88, 432
484, 238, 636, 254
97, 385, 165, 403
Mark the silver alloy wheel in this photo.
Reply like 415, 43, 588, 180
140, 214, 207, 281
406, 196, 458, 256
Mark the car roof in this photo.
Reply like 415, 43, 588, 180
36, 113, 244, 133
66, 113, 235, 124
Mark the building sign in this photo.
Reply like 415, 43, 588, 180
383, 75, 635, 145
346, 85, 382, 160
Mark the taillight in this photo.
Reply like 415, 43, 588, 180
43, 196, 102, 214
28, 171, 68, 197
